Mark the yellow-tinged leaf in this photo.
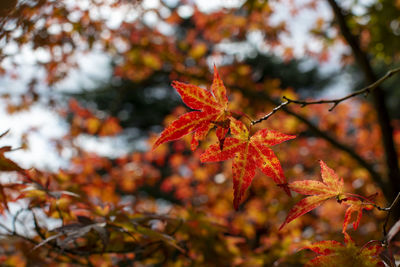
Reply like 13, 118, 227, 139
202, 118, 295, 209
304, 235, 384, 267
280, 161, 344, 230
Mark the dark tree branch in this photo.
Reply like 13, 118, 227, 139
382, 192, 400, 237
282, 67, 400, 111
251, 66, 400, 125
326, 0, 400, 204
278, 102, 389, 197
236, 87, 390, 198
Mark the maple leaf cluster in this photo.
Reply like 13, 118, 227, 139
2, 0, 399, 265
153, 67, 387, 266
153, 66, 295, 209
280, 160, 376, 235
153, 68, 378, 234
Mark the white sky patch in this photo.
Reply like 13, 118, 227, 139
142, 0, 160, 9
55, 51, 112, 93
157, 21, 175, 35
177, 5, 194, 18
73, 135, 129, 157
0, 202, 63, 237
195, 0, 245, 12
270, 0, 333, 58
267, 0, 353, 96
143, 10, 159, 26
34, 47, 52, 63
0, 103, 67, 171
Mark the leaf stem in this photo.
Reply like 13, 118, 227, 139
229, 110, 254, 122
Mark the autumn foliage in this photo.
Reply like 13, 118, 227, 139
0, 0, 400, 266
154, 67, 295, 209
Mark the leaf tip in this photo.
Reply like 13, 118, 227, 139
213, 64, 221, 79
319, 160, 326, 169
279, 221, 287, 231
343, 232, 353, 244
151, 138, 163, 151
171, 80, 179, 88
233, 193, 241, 211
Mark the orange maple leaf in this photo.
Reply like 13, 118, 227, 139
304, 233, 384, 267
152, 66, 230, 151
200, 118, 295, 209
280, 160, 344, 230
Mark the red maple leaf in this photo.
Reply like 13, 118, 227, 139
341, 193, 377, 233
280, 160, 344, 230
200, 118, 295, 209
152, 66, 230, 151
304, 233, 384, 266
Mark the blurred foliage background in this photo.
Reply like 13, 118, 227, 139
0, 0, 399, 266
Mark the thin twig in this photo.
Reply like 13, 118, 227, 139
235, 86, 389, 198
230, 110, 254, 122
251, 67, 400, 126
283, 66, 400, 111
347, 192, 400, 214
327, 0, 400, 222
12, 208, 26, 235
32, 209, 46, 240
251, 101, 289, 125
381, 192, 400, 212
337, 191, 399, 247
382, 192, 400, 237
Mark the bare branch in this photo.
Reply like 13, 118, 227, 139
326, 0, 400, 211
233, 86, 390, 198
248, 66, 400, 201
32, 210, 46, 240
12, 208, 26, 235
382, 192, 400, 237
250, 67, 400, 127
282, 67, 400, 111
251, 101, 289, 125
357, 191, 400, 243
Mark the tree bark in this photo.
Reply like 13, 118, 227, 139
326, 0, 400, 203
